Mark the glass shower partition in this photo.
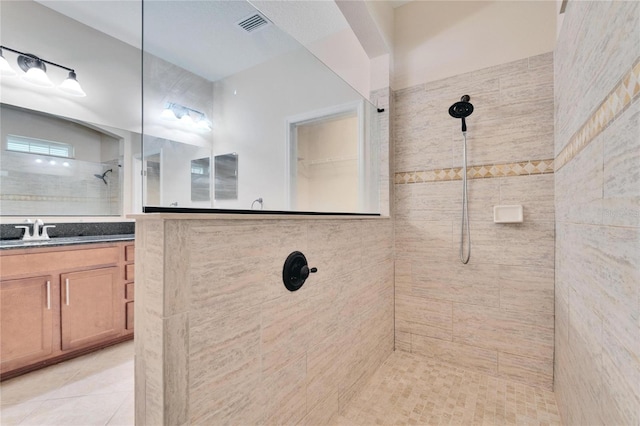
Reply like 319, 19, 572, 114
142, 0, 380, 214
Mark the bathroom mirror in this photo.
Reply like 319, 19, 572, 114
0, 1, 143, 218
142, 0, 381, 214
214, 153, 238, 201
191, 157, 211, 202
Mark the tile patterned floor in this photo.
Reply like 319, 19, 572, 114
337, 351, 562, 426
0, 343, 561, 426
0, 341, 134, 426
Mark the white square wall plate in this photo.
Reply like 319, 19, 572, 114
493, 205, 523, 223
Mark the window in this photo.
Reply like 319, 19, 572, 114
6, 135, 74, 158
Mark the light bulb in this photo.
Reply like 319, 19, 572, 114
160, 107, 178, 121
58, 71, 86, 97
0, 52, 16, 76
180, 114, 194, 126
22, 66, 54, 88
196, 118, 212, 132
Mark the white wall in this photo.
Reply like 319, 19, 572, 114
0, 105, 112, 163
0, 1, 141, 133
212, 48, 365, 211
251, 0, 381, 100
393, 0, 556, 88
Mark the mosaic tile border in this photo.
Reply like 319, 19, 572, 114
394, 159, 554, 185
555, 58, 640, 171
0, 194, 114, 202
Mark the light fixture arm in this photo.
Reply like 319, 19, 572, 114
1, 45, 75, 73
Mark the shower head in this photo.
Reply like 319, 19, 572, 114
94, 169, 113, 185
449, 95, 474, 132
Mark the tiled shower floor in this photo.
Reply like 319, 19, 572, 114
1, 342, 561, 425
337, 351, 562, 425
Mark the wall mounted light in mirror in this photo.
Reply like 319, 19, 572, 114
0, 45, 86, 97
160, 102, 212, 132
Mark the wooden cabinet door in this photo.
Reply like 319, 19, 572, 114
60, 267, 121, 351
0, 276, 55, 373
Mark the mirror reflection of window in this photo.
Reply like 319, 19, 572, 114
0, 104, 124, 216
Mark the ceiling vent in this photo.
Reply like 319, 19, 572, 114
236, 13, 271, 33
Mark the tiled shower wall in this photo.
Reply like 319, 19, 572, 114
554, 2, 640, 425
134, 217, 393, 425
393, 52, 555, 389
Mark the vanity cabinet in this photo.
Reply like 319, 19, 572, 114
61, 267, 121, 350
0, 275, 55, 373
0, 241, 134, 379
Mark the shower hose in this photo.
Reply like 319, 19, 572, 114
460, 132, 471, 264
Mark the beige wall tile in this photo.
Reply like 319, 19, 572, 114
188, 307, 261, 400
395, 330, 411, 352
412, 261, 500, 308
396, 181, 459, 220
262, 354, 307, 425
411, 334, 498, 375
301, 390, 339, 426
135, 216, 394, 426
453, 303, 554, 361
498, 351, 553, 391
499, 265, 554, 329
499, 174, 555, 222
555, 2, 639, 156
555, 137, 604, 225
451, 178, 501, 222
164, 221, 191, 316
163, 313, 188, 425
498, 221, 555, 269
396, 294, 452, 341
600, 347, 640, 426
603, 101, 640, 227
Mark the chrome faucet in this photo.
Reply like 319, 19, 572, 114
15, 219, 55, 241
33, 219, 43, 238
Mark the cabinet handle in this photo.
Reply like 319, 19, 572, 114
46, 280, 51, 310
65, 278, 70, 306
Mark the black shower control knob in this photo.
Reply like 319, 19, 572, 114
283, 251, 317, 292
300, 265, 318, 280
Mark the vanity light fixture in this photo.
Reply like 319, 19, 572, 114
0, 45, 86, 97
160, 102, 212, 132
0, 48, 17, 76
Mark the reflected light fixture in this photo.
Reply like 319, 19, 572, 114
0, 48, 17, 76
0, 45, 86, 97
160, 102, 212, 132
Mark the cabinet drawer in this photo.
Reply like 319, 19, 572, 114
125, 264, 135, 282
126, 302, 134, 330
1, 246, 120, 277
125, 245, 135, 262
125, 283, 135, 300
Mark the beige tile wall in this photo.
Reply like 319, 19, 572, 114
554, 1, 640, 425
393, 52, 555, 390
134, 216, 394, 425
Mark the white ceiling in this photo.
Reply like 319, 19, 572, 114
35, 0, 318, 82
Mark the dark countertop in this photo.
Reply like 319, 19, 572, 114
1, 221, 135, 240
0, 234, 135, 250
